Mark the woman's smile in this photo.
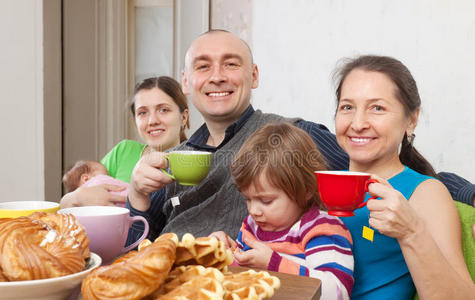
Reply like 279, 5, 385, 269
348, 136, 375, 145
336, 69, 413, 171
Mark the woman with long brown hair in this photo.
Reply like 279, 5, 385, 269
333, 55, 474, 299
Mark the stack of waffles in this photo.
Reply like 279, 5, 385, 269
81, 233, 280, 300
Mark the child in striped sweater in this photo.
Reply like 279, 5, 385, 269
210, 122, 354, 300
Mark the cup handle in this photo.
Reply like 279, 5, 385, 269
160, 155, 175, 180
160, 169, 175, 180
357, 179, 379, 208
123, 215, 150, 253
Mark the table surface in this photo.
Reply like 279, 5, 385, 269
228, 266, 321, 300
75, 265, 321, 300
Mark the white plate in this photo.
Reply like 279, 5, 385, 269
0, 253, 101, 300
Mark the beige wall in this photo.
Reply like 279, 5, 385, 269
0, 1, 45, 201
174, 0, 209, 134
1, 1, 473, 204
251, 0, 475, 182
210, 0, 252, 47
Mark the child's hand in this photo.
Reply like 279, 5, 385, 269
209, 231, 237, 250
233, 237, 273, 269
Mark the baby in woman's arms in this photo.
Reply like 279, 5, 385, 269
62, 160, 129, 206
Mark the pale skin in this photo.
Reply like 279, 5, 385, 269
181, 31, 259, 147
134, 87, 189, 152
337, 69, 475, 299
60, 184, 126, 207
129, 31, 259, 211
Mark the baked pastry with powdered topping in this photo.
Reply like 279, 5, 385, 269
0, 212, 90, 281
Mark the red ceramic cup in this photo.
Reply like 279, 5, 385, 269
314, 171, 378, 217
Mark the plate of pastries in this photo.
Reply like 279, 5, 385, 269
0, 212, 101, 300
81, 232, 281, 300
0, 211, 280, 300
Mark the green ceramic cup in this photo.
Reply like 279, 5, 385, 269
161, 150, 212, 185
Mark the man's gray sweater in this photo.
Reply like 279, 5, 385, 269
161, 110, 299, 239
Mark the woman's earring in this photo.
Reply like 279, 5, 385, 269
407, 133, 416, 146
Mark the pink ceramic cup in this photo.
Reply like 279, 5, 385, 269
59, 206, 149, 263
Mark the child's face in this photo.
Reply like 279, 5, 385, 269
241, 174, 304, 232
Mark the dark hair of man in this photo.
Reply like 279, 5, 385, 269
333, 55, 437, 177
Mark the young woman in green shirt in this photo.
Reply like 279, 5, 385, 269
60, 76, 189, 207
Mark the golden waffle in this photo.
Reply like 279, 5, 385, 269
174, 233, 234, 271
154, 274, 224, 300
87, 233, 280, 300
153, 265, 225, 297
223, 269, 280, 300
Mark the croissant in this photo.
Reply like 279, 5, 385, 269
29, 212, 90, 260
0, 271, 7, 282
81, 233, 178, 300
0, 212, 89, 281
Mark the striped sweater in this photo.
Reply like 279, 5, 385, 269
236, 206, 354, 300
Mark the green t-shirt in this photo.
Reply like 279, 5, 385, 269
100, 139, 146, 183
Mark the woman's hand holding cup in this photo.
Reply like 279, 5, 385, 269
129, 151, 174, 211
366, 175, 423, 242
